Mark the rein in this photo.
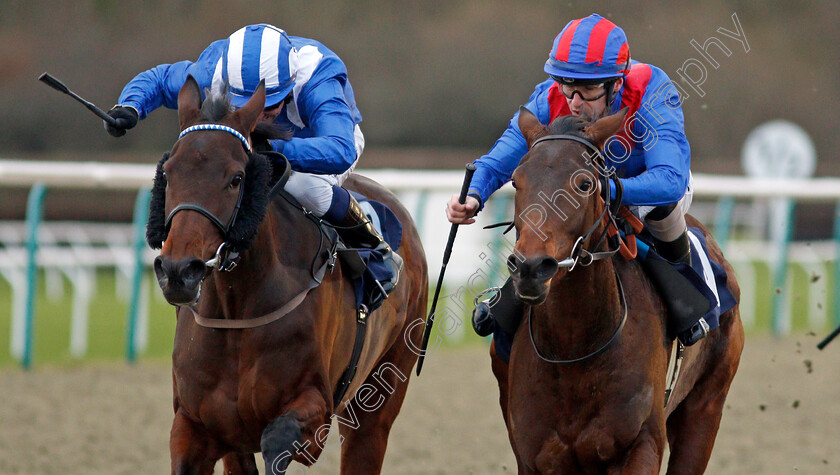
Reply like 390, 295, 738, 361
528, 266, 628, 364
168, 123, 337, 329
524, 133, 629, 363
166, 124, 255, 272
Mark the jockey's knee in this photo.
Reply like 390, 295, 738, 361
284, 172, 336, 217
644, 202, 686, 243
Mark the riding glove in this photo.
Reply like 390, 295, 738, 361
104, 105, 139, 137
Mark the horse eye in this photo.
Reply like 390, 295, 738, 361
578, 180, 592, 192
511, 179, 517, 189
230, 175, 243, 188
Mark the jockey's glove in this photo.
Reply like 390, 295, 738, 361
104, 105, 139, 137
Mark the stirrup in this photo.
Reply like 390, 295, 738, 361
677, 318, 710, 346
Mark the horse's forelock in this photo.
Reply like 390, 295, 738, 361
547, 115, 590, 138
200, 89, 235, 123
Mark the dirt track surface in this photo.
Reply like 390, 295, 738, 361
1, 335, 838, 474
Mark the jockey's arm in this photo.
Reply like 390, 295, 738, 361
116, 40, 225, 119
613, 133, 690, 206
269, 78, 358, 175
468, 82, 551, 209
468, 108, 531, 208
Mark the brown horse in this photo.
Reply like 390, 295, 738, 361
489, 107, 744, 474
150, 77, 428, 474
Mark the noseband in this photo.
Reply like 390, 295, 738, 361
165, 124, 252, 272
526, 133, 628, 364
528, 133, 623, 271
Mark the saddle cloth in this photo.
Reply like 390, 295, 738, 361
635, 227, 737, 335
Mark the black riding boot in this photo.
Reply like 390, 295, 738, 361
337, 194, 384, 249
651, 229, 710, 346
334, 194, 403, 284
472, 278, 523, 337
654, 229, 692, 266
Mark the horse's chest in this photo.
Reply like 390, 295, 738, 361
509, 369, 656, 471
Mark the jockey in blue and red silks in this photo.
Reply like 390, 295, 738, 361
448, 14, 704, 345
106, 24, 398, 267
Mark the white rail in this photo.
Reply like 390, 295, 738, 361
2, 159, 840, 200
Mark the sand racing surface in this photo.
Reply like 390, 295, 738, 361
1, 335, 838, 474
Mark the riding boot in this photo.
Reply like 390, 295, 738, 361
654, 229, 692, 266
334, 194, 403, 286
650, 229, 711, 346
472, 278, 523, 337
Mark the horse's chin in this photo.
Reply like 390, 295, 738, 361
513, 279, 551, 306
515, 292, 547, 306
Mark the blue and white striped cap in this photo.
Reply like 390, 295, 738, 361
220, 24, 296, 108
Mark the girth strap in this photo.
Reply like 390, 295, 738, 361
333, 306, 369, 408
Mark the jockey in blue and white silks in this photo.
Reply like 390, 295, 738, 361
108, 24, 397, 268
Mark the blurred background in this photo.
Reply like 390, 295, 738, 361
1, 2, 840, 473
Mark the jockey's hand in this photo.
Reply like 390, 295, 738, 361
104, 105, 139, 137
446, 194, 480, 225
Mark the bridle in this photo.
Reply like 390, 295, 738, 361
528, 133, 623, 271
164, 124, 253, 272
524, 132, 628, 364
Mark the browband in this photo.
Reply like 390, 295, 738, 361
179, 124, 252, 152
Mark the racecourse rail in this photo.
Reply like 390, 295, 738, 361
1, 159, 839, 368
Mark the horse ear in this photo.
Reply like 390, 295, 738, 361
517, 106, 548, 149
234, 80, 266, 134
584, 107, 629, 149
177, 75, 203, 131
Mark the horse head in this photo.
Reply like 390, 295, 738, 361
149, 76, 272, 306
509, 107, 627, 305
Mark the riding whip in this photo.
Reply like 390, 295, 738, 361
416, 163, 476, 375
37, 72, 118, 127
817, 324, 840, 350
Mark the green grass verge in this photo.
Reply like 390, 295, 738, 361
0, 261, 836, 368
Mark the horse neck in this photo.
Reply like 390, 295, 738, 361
204, 197, 324, 318
533, 257, 623, 358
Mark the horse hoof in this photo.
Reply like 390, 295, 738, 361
472, 302, 494, 337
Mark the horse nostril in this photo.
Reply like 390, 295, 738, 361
153, 256, 169, 287
517, 256, 559, 281
534, 256, 559, 281
180, 258, 208, 288
507, 254, 521, 276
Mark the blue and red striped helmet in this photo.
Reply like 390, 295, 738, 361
544, 14, 631, 81
220, 24, 296, 108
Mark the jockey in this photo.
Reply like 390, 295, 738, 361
448, 14, 704, 346
107, 24, 398, 265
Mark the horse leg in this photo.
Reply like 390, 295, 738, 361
221, 453, 258, 475
261, 389, 331, 474
490, 340, 527, 473
665, 316, 744, 475
613, 423, 665, 474
336, 344, 417, 474
170, 409, 224, 475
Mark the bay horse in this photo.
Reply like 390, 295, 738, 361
490, 107, 744, 474
150, 77, 428, 474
